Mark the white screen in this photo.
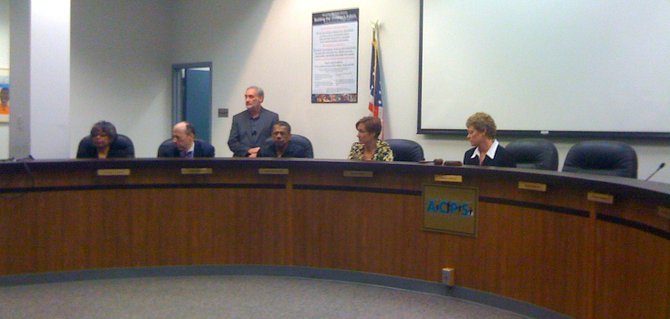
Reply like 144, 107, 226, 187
420, 0, 670, 137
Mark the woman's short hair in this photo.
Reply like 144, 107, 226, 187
356, 116, 382, 138
466, 112, 497, 139
90, 121, 118, 142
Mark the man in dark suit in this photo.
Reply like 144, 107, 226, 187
259, 121, 312, 158
228, 86, 279, 157
158, 121, 215, 158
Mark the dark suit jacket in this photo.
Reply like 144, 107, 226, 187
463, 144, 516, 168
157, 139, 215, 158
76, 135, 135, 159
227, 107, 279, 157
259, 140, 311, 158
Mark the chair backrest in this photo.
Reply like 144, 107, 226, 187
263, 134, 314, 158
77, 134, 135, 158
563, 141, 638, 178
505, 138, 558, 171
385, 139, 425, 162
290, 134, 314, 158
157, 138, 176, 157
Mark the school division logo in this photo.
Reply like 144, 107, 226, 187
425, 199, 474, 216
423, 184, 478, 237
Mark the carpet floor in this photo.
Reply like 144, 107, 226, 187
0, 275, 529, 318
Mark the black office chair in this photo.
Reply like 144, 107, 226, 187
506, 138, 558, 171
262, 134, 314, 158
157, 138, 177, 157
563, 141, 638, 178
291, 134, 314, 158
76, 134, 135, 158
385, 139, 425, 162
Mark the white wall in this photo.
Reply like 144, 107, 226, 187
29, 0, 70, 159
6, 0, 664, 181
170, 0, 670, 183
171, 0, 422, 159
0, 0, 9, 159
69, 0, 173, 157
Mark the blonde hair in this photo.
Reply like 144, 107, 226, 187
466, 112, 497, 139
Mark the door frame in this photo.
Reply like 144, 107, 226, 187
171, 62, 213, 127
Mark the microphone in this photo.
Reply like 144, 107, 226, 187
645, 162, 666, 181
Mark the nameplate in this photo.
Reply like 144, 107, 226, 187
658, 206, 670, 220
258, 168, 289, 175
587, 192, 614, 204
343, 170, 373, 178
180, 168, 213, 175
518, 181, 547, 192
96, 169, 131, 176
434, 175, 463, 183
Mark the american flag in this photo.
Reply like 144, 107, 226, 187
368, 28, 384, 135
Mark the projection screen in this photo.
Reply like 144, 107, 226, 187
418, 0, 670, 139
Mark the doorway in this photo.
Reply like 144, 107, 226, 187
172, 62, 212, 143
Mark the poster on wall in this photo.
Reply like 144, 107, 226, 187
311, 8, 359, 103
0, 68, 8, 123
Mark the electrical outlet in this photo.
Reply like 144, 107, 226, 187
442, 267, 455, 286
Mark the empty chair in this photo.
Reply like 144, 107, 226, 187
76, 134, 135, 159
563, 141, 637, 178
385, 139, 425, 162
506, 138, 558, 170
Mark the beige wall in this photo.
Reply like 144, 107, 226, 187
5, 0, 669, 182
170, 0, 670, 183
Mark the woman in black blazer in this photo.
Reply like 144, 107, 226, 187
76, 121, 134, 159
463, 112, 515, 168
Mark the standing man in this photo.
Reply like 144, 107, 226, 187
228, 86, 279, 157
158, 121, 215, 158
259, 121, 313, 158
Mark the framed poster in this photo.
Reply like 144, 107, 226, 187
0, 67, 9, 123
311, 9, 359, 103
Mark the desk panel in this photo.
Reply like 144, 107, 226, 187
1, 159, 669, 318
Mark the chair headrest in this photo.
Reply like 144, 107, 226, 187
563, 141, 637, 178
506, 139, 558, 170
385, 139, 425, 162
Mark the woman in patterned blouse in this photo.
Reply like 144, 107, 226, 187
347, 116, 394, 161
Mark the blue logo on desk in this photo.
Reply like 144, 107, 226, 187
426, 199, 474, 216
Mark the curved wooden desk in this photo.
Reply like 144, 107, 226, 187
1, 159, 668, 318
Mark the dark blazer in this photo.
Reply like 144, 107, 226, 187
259, 141, 311, 158
157, 139, 215, 158
227, 107, 279, 157
76, 135, 135, 159
463, 144, 516, 168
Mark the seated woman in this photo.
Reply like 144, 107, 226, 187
348, 116, 393, 161
76, 121, 134, 159
463, 112, 515, 167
